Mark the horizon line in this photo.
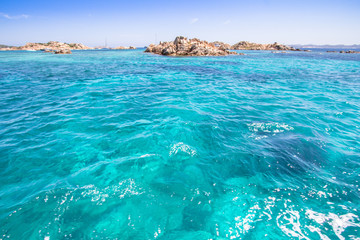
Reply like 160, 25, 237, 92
2, 40, 360, 48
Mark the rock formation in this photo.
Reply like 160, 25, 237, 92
0, 44, 15, 51
231, 41, 300, 51
145, 36, 237, 56
210, 41, 231, 50
340, 50, 360, 54
113, 46, 137, 50
0, 47, 13, 51
0, 41, 92, 51
54, 49, 72, 54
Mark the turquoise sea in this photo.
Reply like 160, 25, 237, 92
0, 49, 359, 239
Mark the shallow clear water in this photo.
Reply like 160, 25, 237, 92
0, 49, 359, 239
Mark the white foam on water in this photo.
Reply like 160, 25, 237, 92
169, 142, 197, 157
276, 208, 360, 240
306, 210, 360, 240
306, 225, 331, 240
276, 210, 310, 240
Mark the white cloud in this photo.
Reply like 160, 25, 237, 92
224, 19, 231, 25
190, 18, 199, 24
0, 12, 29, 20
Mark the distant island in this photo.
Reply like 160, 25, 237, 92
0, 41, 92, 51
231, 41, 299, 51
113, 46, 137, 50
145, 36, 238, 56
145, 36, 303, 56
291, 44, 360, 49
0, 41, 138, 53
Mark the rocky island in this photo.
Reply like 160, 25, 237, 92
0, 41, 92, 52
231, 41, 300, 51
145, 36, 237, 56
113, 46, 137, 50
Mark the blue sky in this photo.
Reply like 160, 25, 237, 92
1, 0, 359, 46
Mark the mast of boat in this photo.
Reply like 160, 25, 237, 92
105, 38, 108, 48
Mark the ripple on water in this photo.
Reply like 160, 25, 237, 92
0, 50, 360, 239
247, 122, 294, 139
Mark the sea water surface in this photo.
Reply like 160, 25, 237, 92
0, 49, 359, 239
